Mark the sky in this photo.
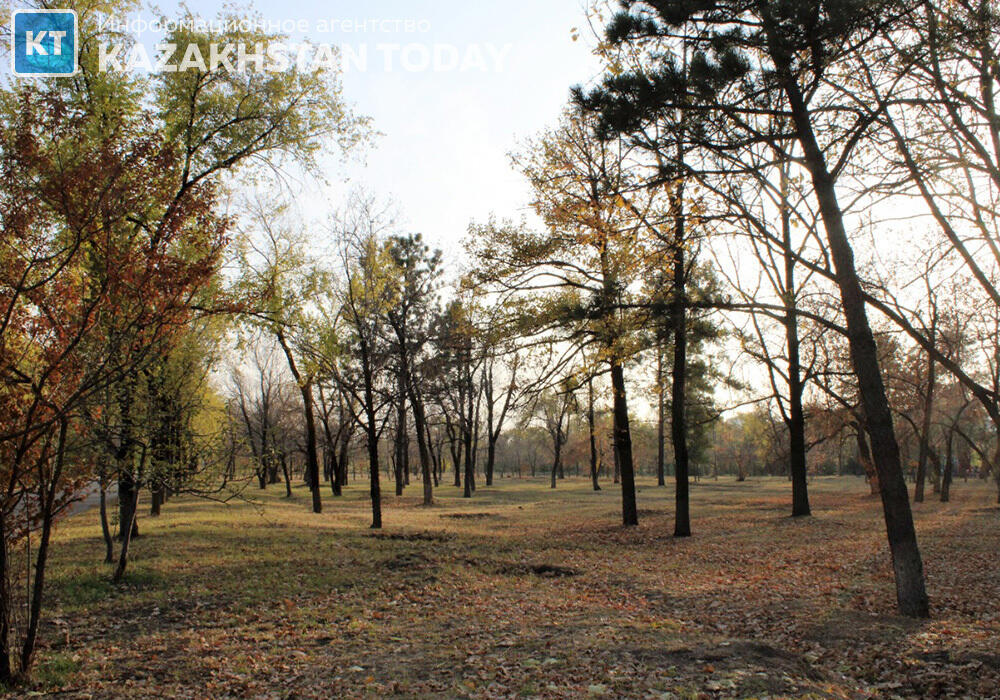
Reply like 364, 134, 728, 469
146, 0, 608, 252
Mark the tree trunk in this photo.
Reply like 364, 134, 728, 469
280, 454, 292, 498
613, 438, 620, 484
20, 499, 54, 677
150, 485, 163, 517
367, 415, 382, 529
657, 342, 666, 487
610, 360, 638, 526
117, 472, 139, 541
338, 428, 352, 488
0, 514, 11, 683
463, 424, 475, 498
300, 381, 322, 513
394, 369, 407, 497
783, 75, 928, 617
99, 486, 114, 564
588, 376, 601, 491
671, 220, 691, 537
940, 430, 954, 503
113, 483, 141, 583
486, 439, 497, 487
276, 332, 321, 513
405, 375, 434, 506
781, 164, 810, 517
915, 348, 937, 502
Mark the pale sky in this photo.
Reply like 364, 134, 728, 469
151, 0, 607, 253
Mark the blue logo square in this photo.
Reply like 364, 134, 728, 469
11, 10, 78, 76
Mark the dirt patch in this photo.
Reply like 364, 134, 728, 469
440, 512, 501, 520
482, 561, 580, 578
627, 639, 828, 695
803, 608, 924, 645
382, 552, 433, 571
368, 531, 454, 543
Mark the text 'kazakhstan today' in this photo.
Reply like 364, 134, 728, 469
98, 41, 512, 73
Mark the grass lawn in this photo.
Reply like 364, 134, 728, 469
13, 475, 1000, 698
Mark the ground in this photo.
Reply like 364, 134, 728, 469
12, 475, 1000, 699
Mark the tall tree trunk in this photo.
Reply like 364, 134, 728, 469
98, 459, 114, 564
394, 372, 407, 497
280, 454, 292, 498
338, 428, 352, 488
301, 381, 322, 513
613, 437, 620, 484
462, 425, 475, 498
20, 418, 68, 678
588, 376, 601, 491
366, 415, 382, 529
550, 435, 560, 489
150, 485, 163, 516
99, 485, 113, 564
671, 214, 691, 537
113, 474, 142, 583
657, 342, 666, 487
783, 75, 927, 617
610, 360, 638, 526
915, 346, 937, 502
276, 332, 321, 513
994, 440, 1000, 504
405, 376, 434, 506
781, 164, 810, 517
117, 472, 139, 541
0, 513, 11, 683
856, 423, 880, 496
940, 429, 954, 503
259, 421, 270, 488
486, 439, 497, 487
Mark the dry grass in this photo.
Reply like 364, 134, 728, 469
13, 475, 1000, 698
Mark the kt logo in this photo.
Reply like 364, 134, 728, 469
11, 9, 78, 77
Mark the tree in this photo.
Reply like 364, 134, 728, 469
470, 106, 663, 525
332, 196, 398, 528
386, 234, 442, 505
535, 381, 579, 489
579, 0, 929, 617
236, 197, 328, 513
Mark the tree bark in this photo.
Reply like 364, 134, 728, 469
394, 370, 408, 497
113, 479, 141, 583
781, 74, 928, 617
915, 344, 937, 503
276, 332, 321, 513
671, 212, 691, 537
657, 342, 666, 487
611, 360, 638, 526
0, 513, 11, 683
940, 430, 954, 503
781, 164, 810, 517
588, 376, 601, 491
99, 486, 114, 564
404, 374, 434, 506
